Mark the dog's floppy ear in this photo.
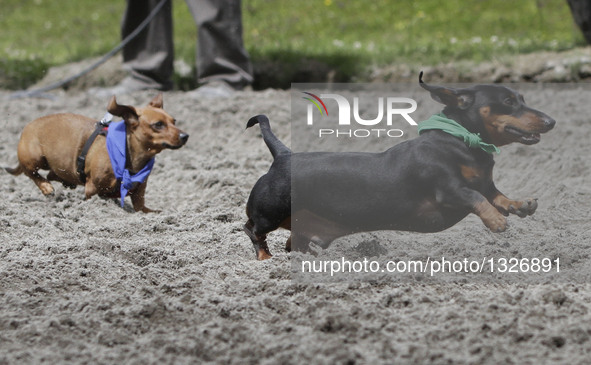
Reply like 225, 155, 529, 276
419, 71, 474, 110
148, 93, 163, 109
107, 96, 140, 129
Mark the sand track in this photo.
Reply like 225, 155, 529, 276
0, 86, 590, 364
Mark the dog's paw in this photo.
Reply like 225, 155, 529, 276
40, 182, 55, 196
484, 214, 508, 233
509, 198, 538, 218
253, 243, 273, 260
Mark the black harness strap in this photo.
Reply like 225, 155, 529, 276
77, 122, 108, 183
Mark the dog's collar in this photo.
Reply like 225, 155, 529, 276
418, 113, 500, 154
106, 121, 155, 207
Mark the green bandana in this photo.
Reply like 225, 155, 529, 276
417, 113, 500, 154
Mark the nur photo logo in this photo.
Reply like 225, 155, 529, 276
300, 89, 418, 138
301, 92, 329, 117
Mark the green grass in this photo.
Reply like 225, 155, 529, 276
0, 0, 584, 89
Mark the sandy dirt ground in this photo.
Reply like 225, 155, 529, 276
0, 83, 590, 364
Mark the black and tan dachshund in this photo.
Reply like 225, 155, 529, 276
244, 73, 556, 260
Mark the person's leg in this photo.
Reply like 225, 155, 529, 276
186, 0, 253, 89
90, 0, 174, 96
122, 0, 175, 90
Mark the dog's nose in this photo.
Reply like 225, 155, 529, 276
544, 117, 556, 130
180, 133, 189, 144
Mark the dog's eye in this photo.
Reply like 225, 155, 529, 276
152, 121, 165, 130
503, 97, 516, 106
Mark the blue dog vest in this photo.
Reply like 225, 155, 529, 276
106, 121, 155, 207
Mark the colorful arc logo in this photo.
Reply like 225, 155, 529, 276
302, 92, 328, 116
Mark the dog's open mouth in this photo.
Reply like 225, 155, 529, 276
504, 126, 542, 145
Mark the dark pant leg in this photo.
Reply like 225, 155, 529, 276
185, 0, 253, 88
122, 0, 174, 89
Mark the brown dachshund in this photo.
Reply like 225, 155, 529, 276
6, 94, 188, 212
